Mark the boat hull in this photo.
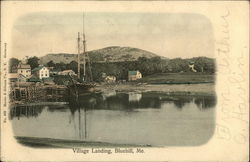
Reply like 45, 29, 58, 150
68, 82, 96, 94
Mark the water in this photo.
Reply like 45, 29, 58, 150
10, 91, 216, 146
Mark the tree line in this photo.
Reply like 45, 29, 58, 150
9, 56, 216, 81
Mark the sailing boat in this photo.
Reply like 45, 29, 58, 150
67, 14, 94, 139
68, 13, 96, 93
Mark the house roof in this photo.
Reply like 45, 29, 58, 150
61, 70, 74, 73
128, 71, 139, 75
8, 73, 26, 79
8, 73, 18, 79
32, 66, 43, 72
17, 64, 31, 69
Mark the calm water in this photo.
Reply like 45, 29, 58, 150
10, 91, 216, 146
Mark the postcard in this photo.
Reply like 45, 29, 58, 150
1, 1, 249, 161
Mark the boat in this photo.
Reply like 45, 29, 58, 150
68, 13, 96, 93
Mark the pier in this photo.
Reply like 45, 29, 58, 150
9, 83, 68, 104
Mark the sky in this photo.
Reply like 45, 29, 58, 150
12, 12, 214, 59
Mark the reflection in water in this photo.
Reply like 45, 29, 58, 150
10, 91, 216, 146
128, 92, 142, 102
10, 105, 45, 120
10, 92, 216, 119
194, 96, 217, 110
67, 92, 216, 112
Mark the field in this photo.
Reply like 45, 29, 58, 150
137, 72, 215, 84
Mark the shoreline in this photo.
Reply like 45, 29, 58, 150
15, 136, 150, 148
10, 83, 216, 107
95, 83, 216, 96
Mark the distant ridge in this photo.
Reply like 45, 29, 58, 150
39, 46, 167, 64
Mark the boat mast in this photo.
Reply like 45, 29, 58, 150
83, 12, 87, 140
77, 32, 81, 79
82, 12, 86, 81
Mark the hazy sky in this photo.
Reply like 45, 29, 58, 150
12, 12, 214, 59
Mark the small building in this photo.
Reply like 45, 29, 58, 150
9, 73, 19, 83
32, 65, 50, 79
8, 73, 27, 83
58, 70, 76, 76
104, 75, 116, 83
128, 70, 142, 81
17, 63, 31, 78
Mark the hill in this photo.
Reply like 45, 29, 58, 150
39, 46, 165, 64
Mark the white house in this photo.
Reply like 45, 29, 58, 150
17, 63, 31, 78
128, 70, 142, 81
32, 66, 50, 79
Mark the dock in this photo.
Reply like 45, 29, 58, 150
9, 82, 68, 104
